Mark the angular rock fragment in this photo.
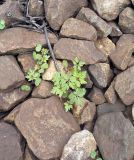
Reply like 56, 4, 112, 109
108, 22, 122, 37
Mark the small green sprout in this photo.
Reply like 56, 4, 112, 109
0, 19, 5, 30
90, 150, 103, 160
20, 85, 31, 91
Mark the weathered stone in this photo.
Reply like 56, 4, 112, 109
97, 100, 125, 116
88, 86, 106, 105
110, 34, 134, 70
132, 104, 134, 120
32, 81, 53, 98
105, 80, 117, 104
42, 60, 64, 81
95, 37, 115, 57
132, 0, 134, 5
60, 18, 97, 41
54, 38, 106, 64
0, 122, 23, 160
108, 22, 122, 37
28, 0, 44, 17
18, 54, 35, 73
15, 97, 80, 160
91, 0, 130, 21
44, 0, 88, 30
94, 112, 134, 160
119, 7, 134, 34
0, 87, 30, 112
88, 63, 113, 88
0, 56, 25, 91
61, 130, 97, 160
115, 66, 134, 105
0, 27, 57, 54
24, 146, 38, 160
77, 7, 112, 38
128, 57, 134, 67
85, 74, 93, 89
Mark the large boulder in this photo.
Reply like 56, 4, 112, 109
94, 112, 134, 160
44, 0, 88, 30
15, 97, 80, 160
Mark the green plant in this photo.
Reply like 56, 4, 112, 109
90, 150, 103, 160
20, 85, 31, 91
51, 57, 87, 112
26, 44, 50, 86
0, 19, 5, 30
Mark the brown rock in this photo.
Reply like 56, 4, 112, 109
60, 18, 97, 41
108, 22, 123, 37
0, 56, 25, 91
115, 66, 134, 105
88, 63, 113, 88
44, 0, 88, 30
128, 56, 134, 67
0, 27, 57, 54
76, 7, 112, 38
119, 7, 134, 34
54, 38, 107, 64
24, 146, 38, 160
15, 97, 80, 160
132, 0, 134, 5
85, 74, 93, 89
88, 86, 106, 105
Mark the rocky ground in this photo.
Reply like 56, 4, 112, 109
0, 0, 134, 160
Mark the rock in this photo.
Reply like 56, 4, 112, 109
42, 60, 64, 81
110, 34, 134, 70
95, 37, 115, 57
44, 0, 88, 30
32, 81, 53, 98
54, 38, 107, 64
108, 22, 123, 37
15, 97, 80, 160
115, 66, 134, 105
28, 0, 44, 17
24, 146, 38, 160
132, 104, 134, 120
0, 122, 23, 160
61, 130, 97, 160
132, 0, 134, 5
60, 18, 97, 41
128, 57, 134, 67
0, 56, 25, 91
18, 54, 35, 73
94, 112, 134, 160
105, 80, 117, 104
88, 63, 113, 88
0, 87, 30, 112
0, 27, 57, 54
76, 7, 112, 38
97, 100, 125, 116
87, 86, 106, 105
91, 0, 130, 21
85, 74, 93, 89
119, 7, 134, 34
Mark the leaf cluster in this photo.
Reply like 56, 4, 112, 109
26, 44, 50, 86
0, 19, 5, 30
20, 85, 31, 91
90, 150, 103, 160
51, 57, 87, 112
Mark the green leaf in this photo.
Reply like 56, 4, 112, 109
90, 151, 97, 159
35, 44, 42, 52
64, 102, 73, 112
20, 85, 31, 91
63, 60, 68, 69
35, 78, 42, 86
0, 19, 5, 30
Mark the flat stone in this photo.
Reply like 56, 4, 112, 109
0, 122, 23, 160
15, 97, 80, 160
54, 38, 107, 64
94, 112, 134, 160
61, 130, 97, 160
97, 100, 125, 116
32, 81, 53, 98
88, 63, 113, 88
115, 66, 134, 105
60, 18, 97, 41
44, 0, 88, 30
76, 7, 112, 38
119, 7, 134, 34
0, 56, 25, 91
91, 0, 130, 21
108, 22, 123, 37
0, 27, 57, 54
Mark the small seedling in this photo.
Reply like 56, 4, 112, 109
90, 150, 103, 160
20, 85, 31, 91
0, 19, 5, 30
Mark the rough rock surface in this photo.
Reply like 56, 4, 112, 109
108, 22, 122, 37
88, 63, 113, 88
0, 28, 57, 54
44, 0, 88, 30
0, 56, 25, 91
119, 7, 134, 34
15, 97, 80, 160
0, 122, 23, 160
54, 38, 107, 64
60, 18, 97, 41
94, 112, 134, 160
115, 66, 134, 105
77, 7, 112, 37
24, 146, 38, 160
132, 104, 134, 120
91, 0, 130, 21
61, 130, 97, 160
